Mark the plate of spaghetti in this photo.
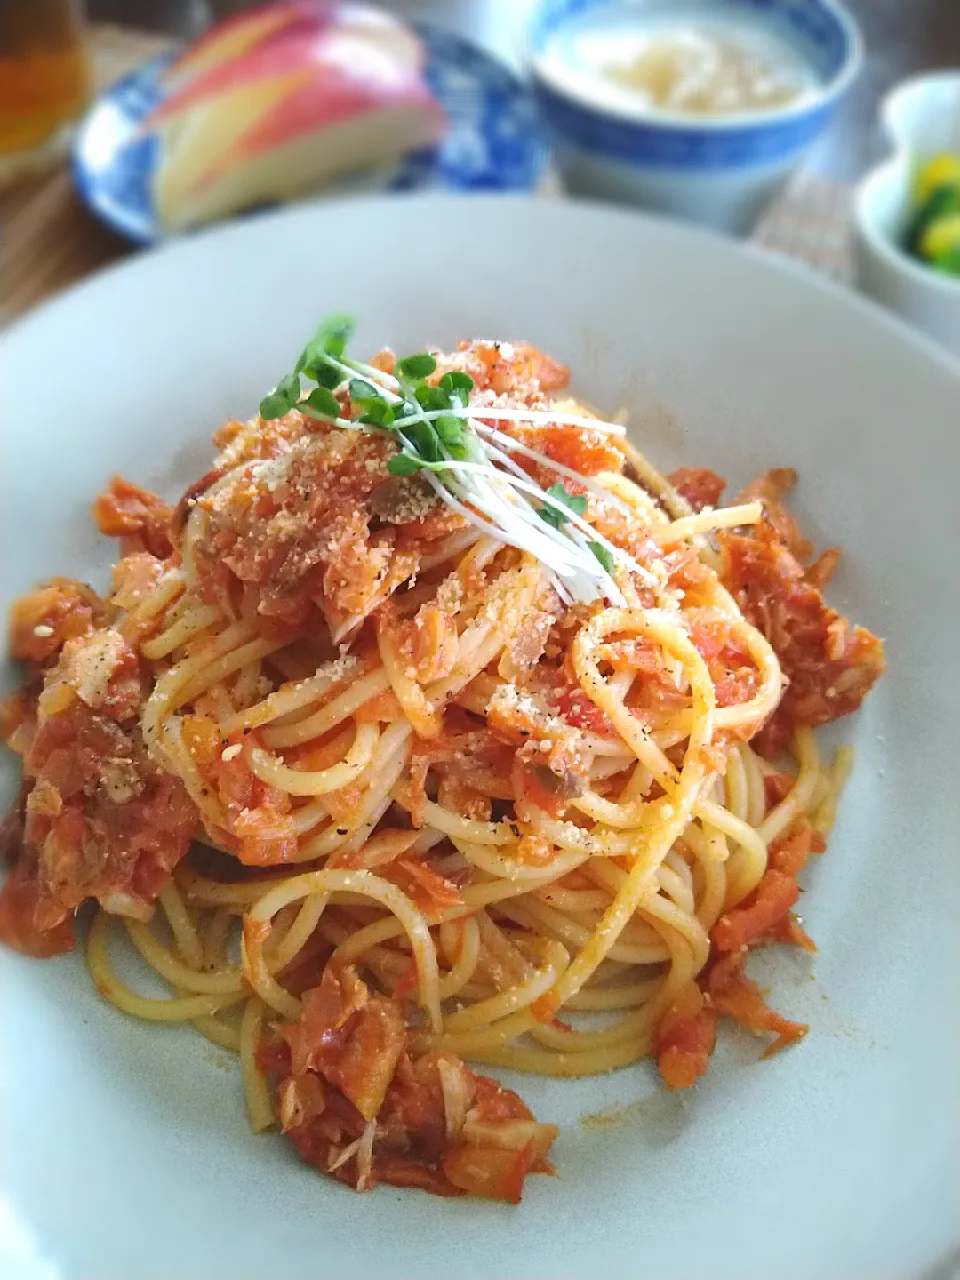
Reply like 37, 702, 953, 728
1, 196, 957, 1280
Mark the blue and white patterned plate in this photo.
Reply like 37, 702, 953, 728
73, 24, 546, 243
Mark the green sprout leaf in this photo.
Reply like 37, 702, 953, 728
435, 415, 465, 448
349, 378, 383, 403
415, 384, 448, 412
438, 371, 474, 401
539, 482, 588, 530
402, 420, 442, 463
387, 453, 425, 476
397, 353, 437, 380
300, 314, 354, 367
297, 314, 355, 386
259, 393, 291, 420
435, 414, 468, 460
310, 362, 342, 389
300, 386, 341, 421
358, 400, 394, 427
588, 541, 615, 574
259, 371, 301, 420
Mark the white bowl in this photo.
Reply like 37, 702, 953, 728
853, 72, 960, 357
528, 0, 863, 235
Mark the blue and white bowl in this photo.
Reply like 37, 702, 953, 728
529, 0, 862, 234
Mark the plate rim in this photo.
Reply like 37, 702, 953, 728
11, 190, 960, 383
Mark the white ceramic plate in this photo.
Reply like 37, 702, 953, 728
1, 196, 957, 1280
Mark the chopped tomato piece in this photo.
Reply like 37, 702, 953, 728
392, 959, 418, 999
531, 991, 560, 1024
668, 467, 726, 512
554, 685, 616, 736
454, 340, 570, 396
441, 1140, 537, 1205
181, 713, 222, 769
382, 856, 463, 920
712, 871, 800, 953
736, 469, 810, 558
689, 619, 759, 713
707, 950, 807, 1055
0, 858, 76, 956
8, 579, 108, 665
354, 688, 403, 724
653, 980, 718, 1090
719, 474, 885, 753
768, 818, 826, 877
93, 476, 174, 558
367, 1156, 462, 1197
406, 752, 430, 829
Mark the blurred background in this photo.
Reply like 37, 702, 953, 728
84, 0, 959, 179
3, 0, 960, 346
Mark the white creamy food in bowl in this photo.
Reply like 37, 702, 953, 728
528, 0, 862, 234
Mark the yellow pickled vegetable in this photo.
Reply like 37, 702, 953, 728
919, 213, 960, 262
904, 153, 960, 272
914, 152, 960, 202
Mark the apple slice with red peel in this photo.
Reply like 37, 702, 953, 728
163, 1, 424, 93
221, 35, 441, 170
147, 2, 443, 232
162, 95, 442, 232
307, 3, 425, 71
151, 69, 318, 229
162, 1, 305, 85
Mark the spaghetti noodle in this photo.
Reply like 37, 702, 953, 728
0, 325, 885, 1202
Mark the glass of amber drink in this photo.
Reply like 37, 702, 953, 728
0, 0, 90, 182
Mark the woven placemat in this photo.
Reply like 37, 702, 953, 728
0, 24, 854, 323
753, 170, 853, 283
